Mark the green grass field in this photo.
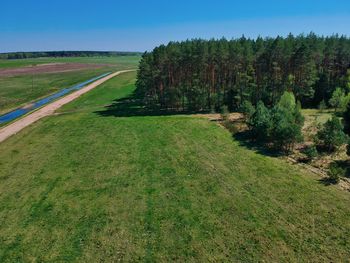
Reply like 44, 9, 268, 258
1, 72, 350, 262
0, 56, 140, 114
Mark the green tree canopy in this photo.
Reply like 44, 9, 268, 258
249, 101, 272, 142
316, 117, 349, 152
329, 88, 346, 112
137, 34, 350, 111
271, 92, 304, 152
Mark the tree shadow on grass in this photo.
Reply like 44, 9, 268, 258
94, 91, 209, 118
318, 177, 337, 186
232, 130, 283, 158
96, 91, 286, 160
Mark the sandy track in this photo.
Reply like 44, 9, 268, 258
0, 70, 135, 143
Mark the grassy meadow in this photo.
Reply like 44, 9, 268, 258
0, 56, 140, 114
0, 72, 350, 262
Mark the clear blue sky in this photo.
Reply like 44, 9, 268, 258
1, 0, 350, 52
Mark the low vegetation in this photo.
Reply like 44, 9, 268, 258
1, 72, 350, 261
316, 116, 348, 152
223, 103, 350, 183
223, 105, 350, 186
344, 102, 350, 134
246, 92, 304, 153
328, 162, 346, 184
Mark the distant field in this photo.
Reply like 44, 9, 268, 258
0, 56, 140, 114
0, 56, 141, 69
0, 72, 349, 262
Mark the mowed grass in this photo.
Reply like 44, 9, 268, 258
1, 72, 350, 262
0, 56, 140, 114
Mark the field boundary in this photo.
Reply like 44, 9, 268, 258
0, 69, 135, 143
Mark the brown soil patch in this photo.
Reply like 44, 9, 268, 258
191, 113, 243, 121
0, 63, 112, 77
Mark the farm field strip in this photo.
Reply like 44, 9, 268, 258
0, 56, 141, 114
0, 72, 113, 125
0, 63, 109, 77
0, 56, 141, 69
0, 70, 135, 143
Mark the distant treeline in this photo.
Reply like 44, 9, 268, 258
0, 51, 142, 60
136, 33, 350, 111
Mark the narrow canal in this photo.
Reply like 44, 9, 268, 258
0, 72, 111, 124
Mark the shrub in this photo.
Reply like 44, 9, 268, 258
240, 100, 255, 120
343, 102, 350, 135
341, 94, 350, 112
316, 117, 349, 152
302, 145, 318, 160
294, 100, 305, 126
270, 92, 304, 153
329, 87, 346, 112
328, 163, 345, 184
249, 101, 272, 141
248, 92, 304, 154
277, 91, 296, 112
221, 105, 230, 121
271, 107, 303, 153
318, 100, 327, 112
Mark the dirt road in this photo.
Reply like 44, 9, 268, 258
0, 70, 135, 143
